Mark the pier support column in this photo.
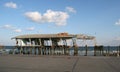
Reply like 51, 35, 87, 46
20, 46, 23, 55
41, 47, 43, 55
64, 46, 66, 55
94, 46, 97, 56
48, 47, 50, 55
53, 47, 55, 55
28, 47, 30, 54
72, 37, 78, 56
85, 45, 88, 56
59, 46, 61, 55
50, 46, 52, 55
63, 39, 67, 55
66, 46, 68, 55
13, 46, 16, 55
67, 46, 70, 55
26, 47, 28, 54
54, 47, 56, 55
117, 46, 119, 57
44, 47, 46, 55
22, 47, 25, 54
62, 47, 64, 55
100, 46, 103, 56
49, 38, 52, 55
34, 47, 36, 55
73, 45, 78, 56
105, 49, 107, 56
30, 47, 32, 54
108, 46, 110, 56
43, 47, 45, 55
119, 46, 120, 56
38, 47, 41, 55
102, 47, 104, 56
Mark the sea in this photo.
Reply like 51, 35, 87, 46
1, 46, 120, 56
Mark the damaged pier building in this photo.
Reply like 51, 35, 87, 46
12, 32, 96, 56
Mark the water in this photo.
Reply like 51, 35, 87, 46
2, 46, 120, 56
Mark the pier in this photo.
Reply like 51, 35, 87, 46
0, 55, 120, 72
11, 33, 96, 56
11, 32, 120, 56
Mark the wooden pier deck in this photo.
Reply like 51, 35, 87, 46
0, 55, 120, 72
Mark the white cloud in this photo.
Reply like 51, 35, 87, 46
26, 27, 35, 31
114, 37, 120, 41
3, 24, 11, 29
66, 6, 76, 13
0, 24, 21, 33
115, 19, 120, 25
2, 24, 16, 30
14, 29, 21, 33
24, 9, 69, 26
4, 2, 17, 9
25, 11, 42, 23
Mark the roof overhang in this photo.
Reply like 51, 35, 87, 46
11, 33, 95, 40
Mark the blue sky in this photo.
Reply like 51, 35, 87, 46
0, 0, 120, 46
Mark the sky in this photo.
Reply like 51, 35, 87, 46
0, 0, 120, 46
